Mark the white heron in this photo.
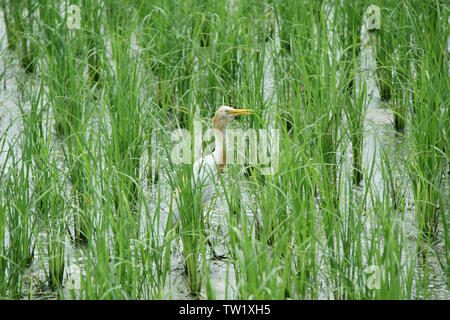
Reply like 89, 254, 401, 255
171, 106, 253, 260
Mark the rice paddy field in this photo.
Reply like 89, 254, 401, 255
0, 0, 448, 300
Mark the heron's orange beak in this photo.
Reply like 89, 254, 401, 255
228, 109, 253, 116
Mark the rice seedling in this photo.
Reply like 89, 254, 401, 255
371, 1, 393, 102
138, 183, 173, 299
170, 168, 206, 296
3, 154, 37, 299
0, 142, 9, 297
373, 1, 410, 132
344, 79, 367, 185
1, 0, 38, 72
45, 57, 91, 244
102, 29, 145, 208
43, 161, 67, 292
18, 78, 67, 292
80, 0, 103, 84
338, 0, 364, 96
405, 0, 448, 243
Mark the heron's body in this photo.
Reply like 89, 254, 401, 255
193, 153, 218, 206
171, 106, 252, 259
171, 154, 218, 223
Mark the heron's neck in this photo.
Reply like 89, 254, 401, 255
213, 128, 226, 171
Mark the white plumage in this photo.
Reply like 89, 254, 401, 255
170, 154, 218, 224
171, 106, 252, 259
192, 153, 218, 207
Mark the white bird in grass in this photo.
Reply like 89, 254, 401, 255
172, 106, 253, 260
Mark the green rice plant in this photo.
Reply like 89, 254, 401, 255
94, 123, 143, 298
390, 85, 407, 133
102, 29, 145, 208
72, 166, 116, 299
364, 149, 415, 299
405, 0, 448, 242
363, 204, 414, 299
236, 0, 273, 44
344, 79, 367, 185
1, 78, 49, 298
42, 37, 83, 138
222, 109, 316, 298
337, 0, 364, 97
228, 223, 288, 299
239, 43, 267, 122
134, 0, 196, 127
208, 6, 243, 108
76, 209, 117, 298
238, 119, 287, 250
225, 170, 291, 299
18, 79, 51, 219
142, 105, 162, 185
438, 178, 449, 289
10, 78, 51, 298
17, 76, 67, 291
289, 157, 321, 299
73, 103, 170, 298
272, 0, 313, 134
1, 0, 38, 72
37, 1, 99, 244
37, 1, 95, 136
321, 155, 409, 300
137, 182, 173, 298
272, 0, 291, 54
0, 0, 16, 50
194, 11, 233, 113
183, 0, 211, 48
0, 172, 7, 298
0, 130, 14, 298
389, 25, 411, 134
76, 171, 137, 299
44, 50, 93, 244
79, 0, 104, 84
276, 1, 345, 202
332, 2, 367, 186
61, 100, 98, 246
167, 161, 207, 297
265, 141, 319, 299
136, 1, 181, 109
374, 1, 412, 132
3, 161, 36, 299
43, 162, 67, 291
318, 176, 362, 299
371, 1, 396, 102
38, 0, 104, 82
108, 194, 140, 296
250, 174, 289, 248
87, 185, 170, 299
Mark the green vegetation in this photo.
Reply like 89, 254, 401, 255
0, 0, 448, 299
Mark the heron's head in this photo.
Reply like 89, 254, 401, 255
212, 106, 252, 130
